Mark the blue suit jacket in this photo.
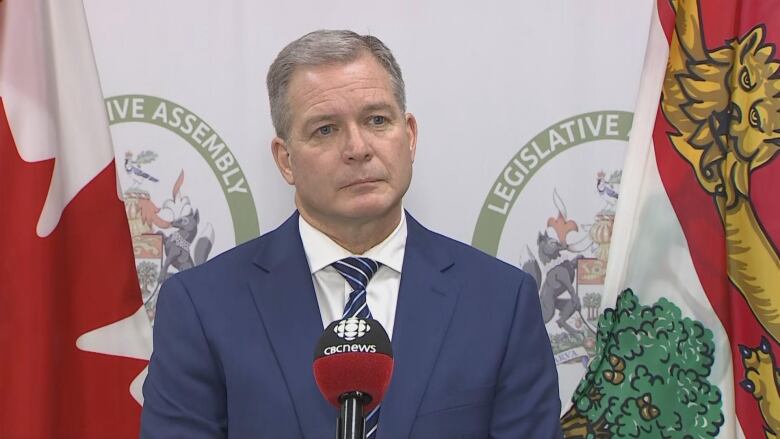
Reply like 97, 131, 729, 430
140, 212, 562, 439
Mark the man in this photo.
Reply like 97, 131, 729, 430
141, 30, 562, 439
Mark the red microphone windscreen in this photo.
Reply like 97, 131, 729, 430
312, 318, 394, 412
313, 352, 393, 412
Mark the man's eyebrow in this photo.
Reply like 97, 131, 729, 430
301, 113, 337, 129
362, 103, 395, 114
301, 103, 397, 129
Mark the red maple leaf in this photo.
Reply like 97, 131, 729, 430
0, 99, 147, 438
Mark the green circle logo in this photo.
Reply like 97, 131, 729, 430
105, 94, 259, 244
471, 111, 632, 254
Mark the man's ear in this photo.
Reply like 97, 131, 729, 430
405, 113, 418, 163
271, 137, 295, 185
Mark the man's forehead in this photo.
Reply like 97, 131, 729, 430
287, 57, 398, 121
288, 56, 391, 95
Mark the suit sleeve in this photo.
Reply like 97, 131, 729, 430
490, 272, 564, 439
140, 275, 227, 439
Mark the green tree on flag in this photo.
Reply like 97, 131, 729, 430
561, 290, 723, 438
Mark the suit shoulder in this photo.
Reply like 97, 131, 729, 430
166, 224, 280, 294
421, 226, 533, 285
183, 234, 263, 277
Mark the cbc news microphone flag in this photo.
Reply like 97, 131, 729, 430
561, 0, 780, 438
0, 1, 151, 438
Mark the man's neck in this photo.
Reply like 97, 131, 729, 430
297, 206, 402, 255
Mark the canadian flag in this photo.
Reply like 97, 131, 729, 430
0, 1, 151, 438
562, 0, 780, 438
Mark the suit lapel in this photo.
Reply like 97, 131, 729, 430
249, 212, 335, 439
379, 213, 459, 439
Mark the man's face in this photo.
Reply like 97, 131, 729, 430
272, 54, 417, 228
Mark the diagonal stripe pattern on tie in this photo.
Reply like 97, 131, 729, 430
333, 257, 381, 320
331, 256, 382, 438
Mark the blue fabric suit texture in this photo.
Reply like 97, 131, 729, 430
140, 211, 563, 439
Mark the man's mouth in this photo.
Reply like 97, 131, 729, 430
342, 178, 381, 188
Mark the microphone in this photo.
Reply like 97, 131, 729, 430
313, 317, 393, 439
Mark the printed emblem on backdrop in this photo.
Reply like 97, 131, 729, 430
105, 95, 260, 322
472, 111, 631, 372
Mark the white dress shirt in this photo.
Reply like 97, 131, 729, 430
299, 213, 406, 339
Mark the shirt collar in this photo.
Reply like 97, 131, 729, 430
299, 211, 407, 274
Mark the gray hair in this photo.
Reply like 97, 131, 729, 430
267, 30, 406, 139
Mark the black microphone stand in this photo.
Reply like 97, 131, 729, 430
337, 391, 372, 439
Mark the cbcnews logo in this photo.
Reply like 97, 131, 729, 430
334, 317, 371, 341
323, 317, 376, 356
323, 343, 378, 356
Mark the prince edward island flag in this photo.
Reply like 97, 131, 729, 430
562, 0, 780, 438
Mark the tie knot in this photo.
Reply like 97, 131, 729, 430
331, 257, 381, 291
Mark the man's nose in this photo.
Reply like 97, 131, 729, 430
341, 123, 372, 162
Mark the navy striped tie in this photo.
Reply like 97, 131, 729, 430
331, 256, 382, 439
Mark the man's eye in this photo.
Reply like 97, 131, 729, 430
317, 125, 334, 136
370, 115, 385, 125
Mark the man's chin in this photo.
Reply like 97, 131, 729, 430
336, 198, 402, 223
297, 191, 403, 226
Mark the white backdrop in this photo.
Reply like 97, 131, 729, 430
83, 0, 653, 409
